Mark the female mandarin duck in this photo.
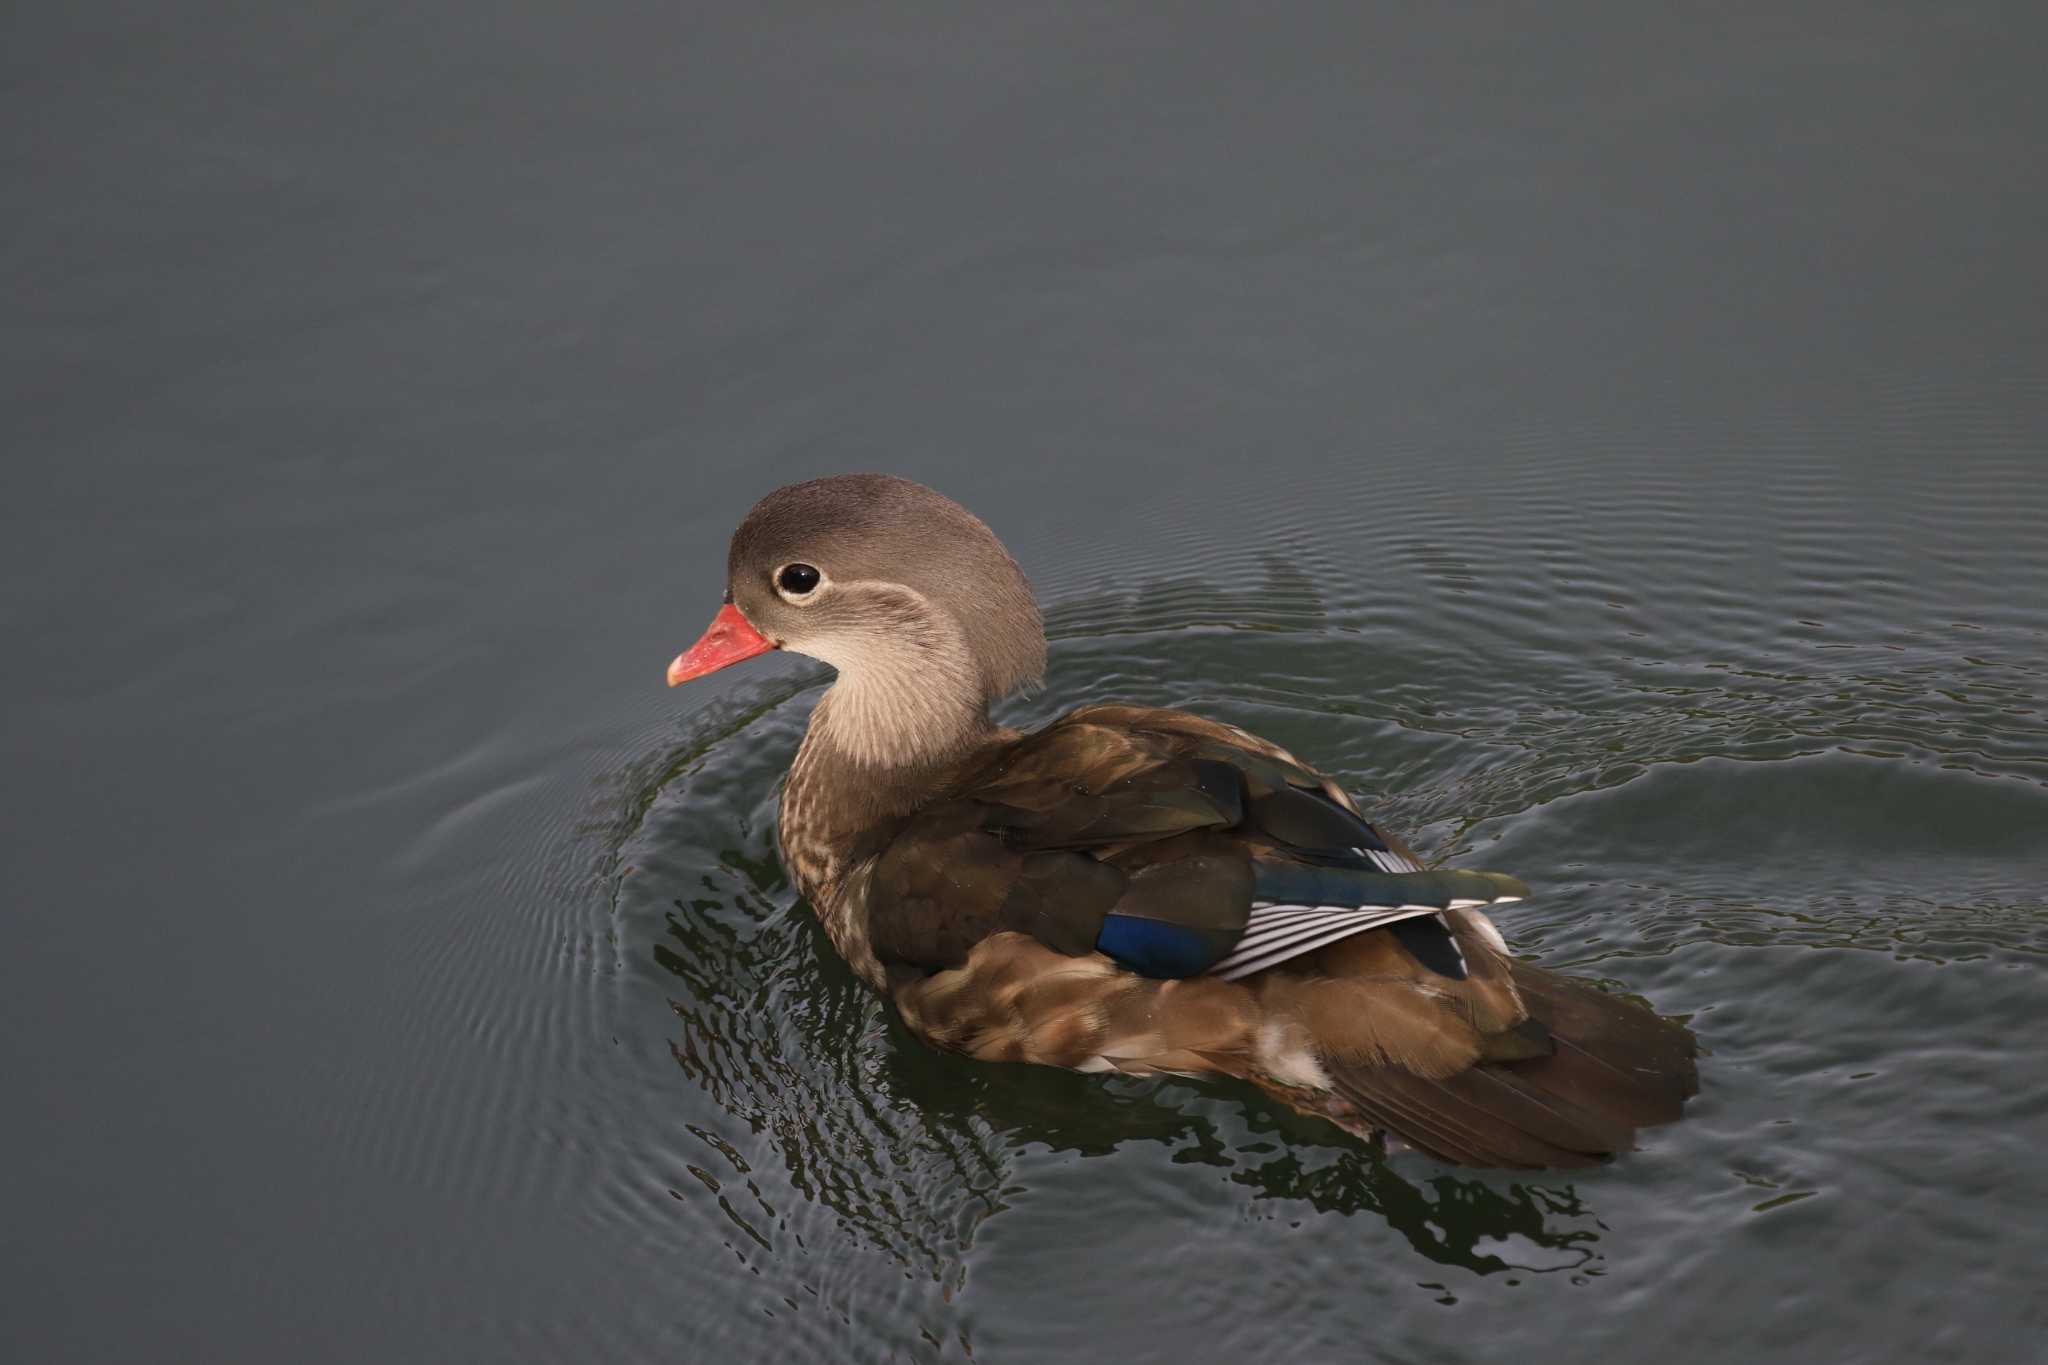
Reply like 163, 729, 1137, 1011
667, 474, 1696, 1168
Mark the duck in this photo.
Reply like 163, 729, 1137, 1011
665, 473, 1696, 1168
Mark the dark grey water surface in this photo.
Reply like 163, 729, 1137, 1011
7, 3, 2047, 1361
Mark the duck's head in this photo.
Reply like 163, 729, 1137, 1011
667, 474, 1045, 761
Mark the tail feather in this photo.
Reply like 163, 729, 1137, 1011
1327, 1066, 1608, 1168
1257, 958, 1698, 1169
1507, 959, 1698, 1125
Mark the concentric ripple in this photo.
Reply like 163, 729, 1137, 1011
526, 389, 2048, 1361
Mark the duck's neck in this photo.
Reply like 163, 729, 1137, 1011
804, 655, 994, 771
778, 669, 1003, 906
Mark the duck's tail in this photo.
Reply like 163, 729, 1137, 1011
1252, 959, 1699, 1169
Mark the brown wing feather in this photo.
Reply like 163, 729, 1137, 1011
892, 923, 1696, 1170
893, 932, 1264, 1073
1058, 704, 1424, 859
869, 705, 1696, 1168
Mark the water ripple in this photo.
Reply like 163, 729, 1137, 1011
536, 424, 2048, 1360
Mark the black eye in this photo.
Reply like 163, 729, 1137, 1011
777, 563, 821, 595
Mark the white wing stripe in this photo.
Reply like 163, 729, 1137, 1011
1211, 906, 1449, 981
1233, 904, 1399, 948
1211, 904, 1451, 980
1211, 874, 1519, 980
1241, 904, 1376, 930
1232, 919, 1386, 960
1350, 845, 1423, 874
1228, 923, 1369, 959
1218, 926, 1396, 980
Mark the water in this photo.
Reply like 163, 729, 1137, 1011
5, 3, 2046, 1360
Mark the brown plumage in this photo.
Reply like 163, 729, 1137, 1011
667, 474, 1697, 1169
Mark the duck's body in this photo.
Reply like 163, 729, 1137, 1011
669, 474, 1695, 1168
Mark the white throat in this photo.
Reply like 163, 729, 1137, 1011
798, 586, 990, 770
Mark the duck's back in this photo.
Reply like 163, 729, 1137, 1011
819, 703, 1698, 1168
847, 704, 1523, 982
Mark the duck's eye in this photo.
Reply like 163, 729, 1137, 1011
777, 563, 821, 596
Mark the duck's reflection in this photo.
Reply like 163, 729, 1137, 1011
1227, 1143, 1602, 1275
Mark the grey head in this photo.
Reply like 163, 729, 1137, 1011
673, 474, 1045, 768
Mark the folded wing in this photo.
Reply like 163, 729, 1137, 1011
862, 709, 1522, 983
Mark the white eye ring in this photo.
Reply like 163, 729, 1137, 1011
773, 562, 827, 602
